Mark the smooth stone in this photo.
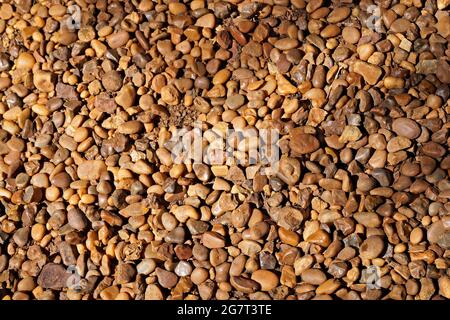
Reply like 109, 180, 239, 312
360, 236, 385, 259
392, 118, 421, 139
251, 270, 279, 291
136, 259, 156, 275
67, 208, 87, 231
353, 60, 382, 85
202, 231, 226, 249
290, 130, 320, 154
155, 267, 178, 288
37, 264, 70, 290
174, 261, 193, 277
77, 160, 107, 180
301, 269, 327, 285
116, 263, 136, 284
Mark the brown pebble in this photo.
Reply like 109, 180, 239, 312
290, 130, 320, 154
155, 268, 178, 289
251, 270, 279, 291
67, 208, 87, 231
37, 264, 70, 290
202, 231, 226, 249
116, 263, 136, 285
107, 31, 130, 48
0, 0, 447, 302
77, 160, 107, 181
353, 60, 382, 85
360, 236, 385, 259
301, 269, 327, 285
230, 276, 260, 294
392, 118, 421, 139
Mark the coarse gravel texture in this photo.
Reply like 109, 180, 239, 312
0, 0, 449, 300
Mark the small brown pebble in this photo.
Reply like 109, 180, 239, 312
360, 236, 385, 259
37, 264, 70, 290
316, 279, 340, 295
13, 227, 30, 247
301, 269, 327, 285
16, 52, 35, 71
202, 231, 226, 249
427, 220, 449, 248
439, 276, 450, 299
115, 85, 136, 108
354, 212, 381, 228
230, 276, 260, 294
137, 259, 156, 275
102, 71, 122, 92
390, 18, 411, 33
191, 268, 209, 285
77, 160, 107, 181
274, 38, 299, 50
119, 202, 149, 217
353, 60, 382, 85
290, 130, 320, 154
116, 263, 136, 285
155, 268, 178, 289
67, 208, 87, 231
251, 270, 279, 291
51, 172, 71, 188
410, 227, 424, 244
145, 284, 164, 300
107, 31, 130, 49
33, 71, 55, 92
392, 118, 421, 139
421, 142, 446, 158
117, 121, 143, 135
0, 0, 448, 302
269, 207, 304, 231
327, 7, 350, 23
196, 13, 216, 28
342, 27, 360, 44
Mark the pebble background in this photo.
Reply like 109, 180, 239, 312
0, 0, 449, 300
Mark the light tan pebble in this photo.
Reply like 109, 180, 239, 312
410, 227, 424, 244
202, 231, 226, 249
16, 52, 35, 71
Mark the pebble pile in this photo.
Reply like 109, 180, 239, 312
0, 0, 448, 300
